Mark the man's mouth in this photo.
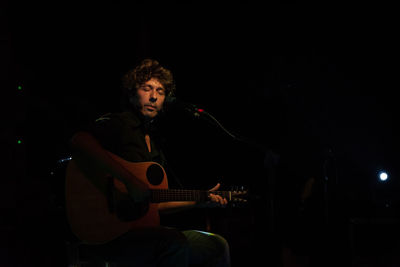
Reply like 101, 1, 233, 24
144, 105, 156, 111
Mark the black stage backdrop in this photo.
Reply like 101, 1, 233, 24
2, 1, 399, 267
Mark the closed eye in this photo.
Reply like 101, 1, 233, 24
157, 88, 166, 95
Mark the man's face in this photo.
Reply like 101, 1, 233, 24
136, 78, 166, 118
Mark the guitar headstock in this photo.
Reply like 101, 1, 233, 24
229, 186, 249, 206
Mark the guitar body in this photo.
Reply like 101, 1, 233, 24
65, 152, 168, 244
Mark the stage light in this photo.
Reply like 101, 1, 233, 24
378, 171, 388, 182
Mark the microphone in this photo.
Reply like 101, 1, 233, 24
165, 97, 205, 117
164, 97, 248, 143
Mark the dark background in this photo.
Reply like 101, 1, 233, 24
2, 1, 399, 266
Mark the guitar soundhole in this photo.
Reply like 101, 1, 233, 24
146, 164, 164, 185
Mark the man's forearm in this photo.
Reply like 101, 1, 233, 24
69, 131, 147, 191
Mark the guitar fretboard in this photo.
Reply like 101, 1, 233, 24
150, 189, 231, 203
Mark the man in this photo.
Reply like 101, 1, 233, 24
68, 58, 231, 266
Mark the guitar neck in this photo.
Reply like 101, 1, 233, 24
150, 189, 232, 203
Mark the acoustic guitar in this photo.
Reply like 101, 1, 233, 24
65, 151, 247, 244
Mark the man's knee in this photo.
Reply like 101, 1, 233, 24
159, 227, 189, 249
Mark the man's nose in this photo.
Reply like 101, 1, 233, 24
149, 90, 157, 102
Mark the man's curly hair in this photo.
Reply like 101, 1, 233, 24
122, 59, 176, 97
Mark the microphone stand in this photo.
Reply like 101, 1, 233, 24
166, 97, 267, 151
322, 148, 338, 227
197, 109, 266, 152
198, 107, 281, 266
198, 108, 279, 234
